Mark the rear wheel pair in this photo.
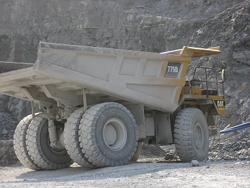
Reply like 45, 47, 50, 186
13, 114, 72, 170
14, 102, 140, 170
65, 102, 138, 167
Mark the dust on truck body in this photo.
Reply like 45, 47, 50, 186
0, 42, 225, 170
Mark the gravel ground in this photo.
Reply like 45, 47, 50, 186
0, 131, 249, 187
0, 159, 250, 188
1, 135, 250, 188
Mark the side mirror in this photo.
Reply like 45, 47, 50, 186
221, 69, 225, 82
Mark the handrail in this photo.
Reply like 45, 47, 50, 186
220, 122, 250, 134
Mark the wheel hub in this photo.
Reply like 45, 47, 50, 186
104, 124, 117, 145
194, 122, 204, 149
103, 118, 127, 151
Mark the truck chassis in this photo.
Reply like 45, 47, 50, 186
0, 42, 225, 170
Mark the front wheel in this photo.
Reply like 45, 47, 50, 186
79, 102, 138, 167
174, 108, 209, 162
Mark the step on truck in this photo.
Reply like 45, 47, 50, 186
0, 42, 225, 170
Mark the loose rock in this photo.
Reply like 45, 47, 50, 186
191, 160, 200, 167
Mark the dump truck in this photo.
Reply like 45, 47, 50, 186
0, 42, 225, 170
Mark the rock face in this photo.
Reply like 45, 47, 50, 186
0, 0, 249, 140
0, 112, 17, 140
0, 140, 18, 166
0, 94, 37, 140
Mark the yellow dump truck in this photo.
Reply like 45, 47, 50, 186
0, 42, 225, 170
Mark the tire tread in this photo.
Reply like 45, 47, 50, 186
174, 108, 208, 162
79, 102, 138, 167
13, 114, 41, 170
26, 114, 73, 170
64, 108, 94, 168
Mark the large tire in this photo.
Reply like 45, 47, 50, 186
174, 108, 209, 162
79, 102, 138, 167
13, 114, 41, 170
64, 107, 94, 168
130, 142, 143, 161
26, 115, 73, 170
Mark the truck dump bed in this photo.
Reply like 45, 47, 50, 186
0, 42, 220, 113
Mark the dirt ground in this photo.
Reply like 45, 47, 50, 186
1, 142, 250, 187
0, 158, 249, 188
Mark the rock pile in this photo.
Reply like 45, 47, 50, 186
208, 130, 250, 161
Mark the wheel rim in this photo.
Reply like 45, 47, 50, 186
193, 122, 204, 150
102, 118, 127, 151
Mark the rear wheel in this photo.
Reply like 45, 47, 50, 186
13, 114, 41, 170
174, 108, 209, 162
79, 102, 138, 167
26, 115, 73, 170
64, 108, 93, 168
